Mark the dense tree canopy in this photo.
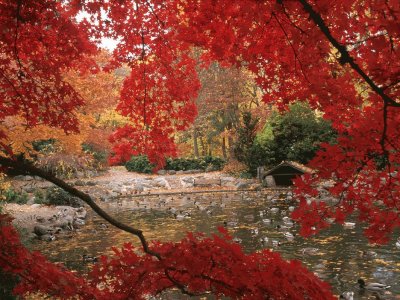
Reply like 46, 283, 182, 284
253, 102, 337, 168
0, 0, 399, 298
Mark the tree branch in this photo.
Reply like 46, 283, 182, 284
296, 0, 400, 107
272, 12, 310, 83
0, 155, 161, 259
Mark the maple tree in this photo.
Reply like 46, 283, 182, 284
0, 0, 399, 298
0, 51, 122, 159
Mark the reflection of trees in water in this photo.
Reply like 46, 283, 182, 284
31, 192, 400, 297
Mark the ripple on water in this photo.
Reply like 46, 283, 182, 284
32, 191, 400, 299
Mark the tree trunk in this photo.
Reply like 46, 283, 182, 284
200, 137, 206, 156
228, 135, 235, 159
222, 136, 227, 159
193, 128, 199, 158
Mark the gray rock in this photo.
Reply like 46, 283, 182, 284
26, 196, 35, 205
75, 207, 87, 219
153, 177, 170, 188
135, 184, 144, 192
76, 171, 85, 178
168, 170, 176, 175
157, 169, 167, 175
24, 186, 36, 193
30, 204, 42, 209
74, 180, 86, 186
34, 225, 54, 236
108, 191, 119, 198
55, 215, 74, 230
176, 170, 184, 175
56, 206, 77, 216
24, 175, 34, 181
180, 177, 194, 188
53, 227, 63, 234
74, 218, 86, 227
36, 216, 45, 223
235, 182, 250, 189
86, 181, 97, 186
100, 195, 111, 202
86, 170, 97, 177
40, 234, 56, 241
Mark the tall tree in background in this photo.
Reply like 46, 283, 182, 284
187, 62, 263, 159
233, 111, 260, 175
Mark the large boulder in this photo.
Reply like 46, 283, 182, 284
54, 215, 74, 230
75, 207, 87, 219
34, 225, 54, 236
153, 177, 171, 189
180, 177, 194, 188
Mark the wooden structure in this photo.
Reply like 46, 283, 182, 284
261, 161, 314, 187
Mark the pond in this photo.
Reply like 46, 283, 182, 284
31, 190, 400, 299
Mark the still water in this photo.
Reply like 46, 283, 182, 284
32, 190, 400, 299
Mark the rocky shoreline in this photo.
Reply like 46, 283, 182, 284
4, 167, 264, 241
10, 167, 262, 202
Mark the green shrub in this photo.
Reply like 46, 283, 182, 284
46, 187, 83, 207
247, 102, 337, 175
239, 171, 253, 179
165, 158, 200, 171
31, 138, 57, 153
82, 143, 108, 169
125, 155, 154, 173
165, 156, 225, 171
203, 156, 225, 170
3, 188, 28, 204
33, 189, 48, 205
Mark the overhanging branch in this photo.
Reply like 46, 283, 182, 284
0, 155, 161, 259
296, 0, 400, 107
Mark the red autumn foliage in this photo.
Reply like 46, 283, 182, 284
0, 0, 399, 298
0, 215, 334, 299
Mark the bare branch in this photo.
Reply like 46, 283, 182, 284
0, 155, 161, 259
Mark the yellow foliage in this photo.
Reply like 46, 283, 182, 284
97, 109, 130, 128
0, 52, 124, 157
0, 173, 10, 202
0, 115, 86, 156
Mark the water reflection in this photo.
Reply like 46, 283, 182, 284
32, 191, 400, 299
